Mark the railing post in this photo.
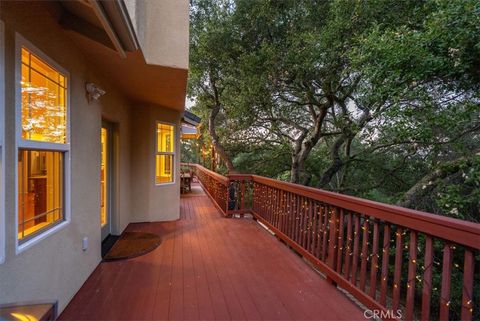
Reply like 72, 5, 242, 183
240, 180, 246, 213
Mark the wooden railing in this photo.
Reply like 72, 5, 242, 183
187, 163, 228, 215
184, 164, 480, 321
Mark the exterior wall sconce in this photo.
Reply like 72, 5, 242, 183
86, 83, 106, 102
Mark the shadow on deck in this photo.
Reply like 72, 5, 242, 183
59, 184, 365, 321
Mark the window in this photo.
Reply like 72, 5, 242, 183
156, 122, 175, 184
16, 37, 70, 250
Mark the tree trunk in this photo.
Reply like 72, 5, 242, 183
208, 74, 236, 173
291, 155, 301, 183
318, 109, 371, 188
208, 103, 235, 173
397, 156, 475, 209
290, 107, 328, 184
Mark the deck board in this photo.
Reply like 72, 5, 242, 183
59, 186, 366, 321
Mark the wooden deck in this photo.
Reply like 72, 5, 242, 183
59, 185, 366, 321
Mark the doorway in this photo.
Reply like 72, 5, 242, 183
100, 121, 114, 241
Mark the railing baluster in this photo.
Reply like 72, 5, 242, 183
300, 197, 306, 245
405, 231, 418, 321
327, 206, 338, 272
336, 209, 345, 274
359, 218, 369, 291
285, 192, 292, 237
321, 205, 329, 262
283, 191, 288, 234
315, 203, 322, 259
275, 188, 280, 228
292, 194, 298, 242
344, 212, 353, 280
298, 197, 304, 246
285, 193, 294, 238
392, 227, 403, 312
279, 189, 284, 230
351, 215, 361, 286
379, 224, 390, 306
296, 196, 303, 244
439, 243, 453, 321
306, 199, 313, 254
421, 235, 433, 321
461, 249, 474, 321
269, 187, 274, 225
369, 220, 379, 299
301, 199, 309, 248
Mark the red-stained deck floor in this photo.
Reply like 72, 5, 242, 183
59, 185, 366, 321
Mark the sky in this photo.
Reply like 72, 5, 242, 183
185, 97, 196, 110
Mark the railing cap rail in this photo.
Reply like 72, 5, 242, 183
185, 163, 229, 185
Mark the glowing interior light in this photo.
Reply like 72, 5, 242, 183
10, 312, 39, 321
156, 123, 175, 184
21, 47, 67, 144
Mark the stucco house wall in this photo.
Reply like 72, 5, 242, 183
0, 1, 184, 313
130, 105, 181, 223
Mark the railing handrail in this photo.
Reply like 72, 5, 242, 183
251, 175, 480, 249
184, 163, 229, 185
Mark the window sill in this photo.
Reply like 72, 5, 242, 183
16, 220, 69, 255
155, 181, 177, 187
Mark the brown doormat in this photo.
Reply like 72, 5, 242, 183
103, 231, 161, 261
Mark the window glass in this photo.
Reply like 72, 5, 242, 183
156, 123, 175, 184
21, 48, 67, 143
156, 155, 173, 184
100, 128, 107, 226
157, 123, 174, 153
17, 150, 63, 241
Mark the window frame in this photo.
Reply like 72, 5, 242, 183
155, 121, 176, 186
0, 20, 5, 264
14, 34, 71, 254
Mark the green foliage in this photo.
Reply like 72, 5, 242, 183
188, 1, 480, 318
189, 0, 480, 219
435, 156, 480, 222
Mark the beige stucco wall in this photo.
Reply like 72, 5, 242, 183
0, 1, 183, 314
124, 0, 189, 70
130, 105, 181, 222
0, 2, 105, 312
